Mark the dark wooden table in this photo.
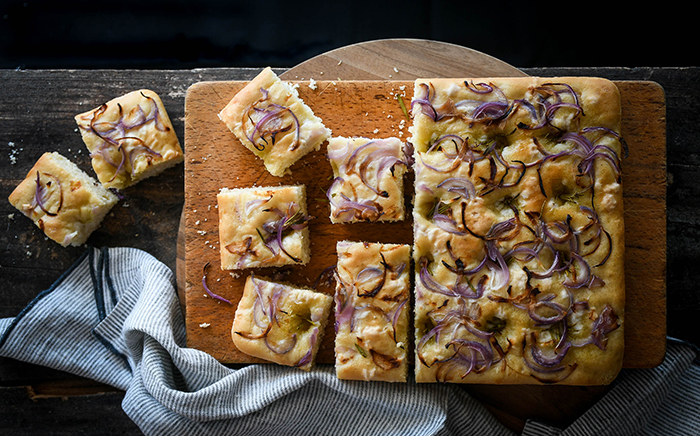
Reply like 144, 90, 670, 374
0, 65, 697, 435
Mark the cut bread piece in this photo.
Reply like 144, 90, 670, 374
218, 67, 331, 177
326, 136, 409, 223
334, 241, 411, 382
232, 274, 333, 371
217, 185, 312, 270
8, 151, 118, 246
75, 89, 183, 190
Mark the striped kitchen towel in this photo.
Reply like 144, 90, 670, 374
0, 246, 698, 436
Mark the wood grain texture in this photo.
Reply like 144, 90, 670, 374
281, 38, 528, 81
616, 81, 667, 368
182, 78, 667, 368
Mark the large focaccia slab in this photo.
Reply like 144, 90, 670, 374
410, 77, 626, 385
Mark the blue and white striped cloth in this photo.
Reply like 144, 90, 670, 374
0, 246, 698, 436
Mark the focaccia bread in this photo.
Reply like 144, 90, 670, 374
75, 89, 184, 190
218, 67, 332, 177
8, 152, 118, 246
326, 136, 409, 223
217, 185, 312, 270
334, 241, 411, 382
410, 77, 626, 385
232, 274, 333, 371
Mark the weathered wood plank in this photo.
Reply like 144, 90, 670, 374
0, 386, 139, 435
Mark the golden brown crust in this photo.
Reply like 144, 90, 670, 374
326, 137, 408, 223
75, 89, 183, 190
217, 185, 311, 270
410, 77, 625, 385
218, 67, 331, 177
8, 152, 118, 246
232, 274, 333, 371
334, 241, 411, 382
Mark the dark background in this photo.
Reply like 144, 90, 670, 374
0, 3, 697, 434
0, 0, 695, 71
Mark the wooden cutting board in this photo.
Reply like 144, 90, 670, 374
180, 41, 666, 369
181, 79, 666, 369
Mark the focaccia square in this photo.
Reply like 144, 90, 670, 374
218, 67, 332, 177
232, 274, 333, 371
217, 185, 312, 270
326, 136, 409, 223
75, 89, 184, 190
410, 77, 626, 385
334, 241, 411, 382
8, 152, 118, 246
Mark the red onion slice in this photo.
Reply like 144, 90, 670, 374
433, 212, 467, 235
562, 253, 592, 289
33, 171, 63, 217
390, 299, 407, 343
244, 97, 300, 152
437, 177, 476, 200
201, 262, 232, 305
589, 305, 620, 350
485, 241, 510, 290
582, 126, 629, 158
410, 82, 438, 120
464, 81, 494, 94
527, 293, 569, 326
264, 333, 297, 355
355, 266, 385, 297
357, 147, 407, 197
524, 332, 571, 373
295, 329, 318, 367
333, 281, 354, 333
418, 257, 457, 298
453, 274, 487, 300
435, 339, 493, 380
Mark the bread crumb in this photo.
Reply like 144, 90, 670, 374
373, 129, 379, 134
8, 142, 18, 164
199, 323, 211, 328
309, 78, 317, 90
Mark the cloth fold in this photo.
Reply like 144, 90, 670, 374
1, 247, 698, 436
